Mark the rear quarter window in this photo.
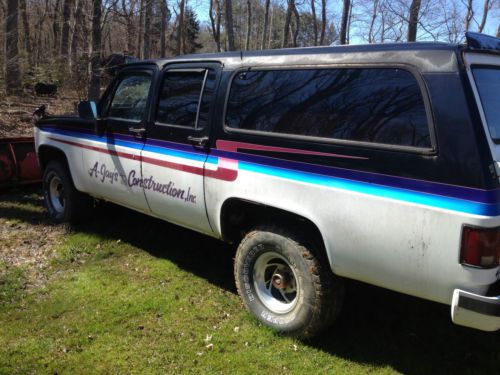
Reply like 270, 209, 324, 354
225, 68, 431, 148
472, 67, 500, 143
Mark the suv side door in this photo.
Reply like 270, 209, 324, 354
141, 62, 221, 233
85, 67, 155, 212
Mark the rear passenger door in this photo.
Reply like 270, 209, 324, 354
142, 63, 220, 233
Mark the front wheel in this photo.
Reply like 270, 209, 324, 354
42, 160, 92, 224
234, 226, 344, 339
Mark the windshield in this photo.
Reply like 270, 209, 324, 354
472, 67, 500, 143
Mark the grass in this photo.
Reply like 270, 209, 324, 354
0, 189, 499, 374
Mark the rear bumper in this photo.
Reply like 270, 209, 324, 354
451, 289, 500, 331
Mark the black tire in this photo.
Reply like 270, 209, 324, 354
234, 226, 344, 339
42, 160, 93, 224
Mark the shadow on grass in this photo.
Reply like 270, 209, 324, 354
2, 188, 499, 374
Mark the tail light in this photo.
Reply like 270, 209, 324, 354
460, 225, 500, 268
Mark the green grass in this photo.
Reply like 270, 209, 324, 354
0, 190, 499, 374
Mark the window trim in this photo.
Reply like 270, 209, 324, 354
154, 68, 209, 129
222, 64, 437, 154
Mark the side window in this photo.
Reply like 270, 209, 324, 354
108, 74, 152, 121
225, 68, 431, 148
156, 69, 216, 128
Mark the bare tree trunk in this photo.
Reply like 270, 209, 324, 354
71, 0, 83, 65
209, 0, 221, 52
175, 0, 185, 54
368, 0, 378, 43
282, 0, 292, 48
497, 24, 500, 38
137, 0, 144, 59
143, 0, 152, 59
19, 0, 31, 57
478, 0, 493, 33
122, 0, 136, 55
52, 0, 61, 55
319, 0, 326, 45
245, 0, 251, 50
340, 0, 350, 45
225, 0, 235, 50
60, 0, 74, 71
88, 0, 102, 101
261, 0, 270, 49
311, 0, 318, 46
6, 0, 21, 94
292, 1, 300, 47
268, 5, 274, 48
407, 0, 421, 42
160, 0, 168, 57
464, 0, 474, 31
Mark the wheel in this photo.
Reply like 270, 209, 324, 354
234, 226, 344, 339
42, 160, 92, 224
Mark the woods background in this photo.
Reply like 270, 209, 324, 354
0, 0, 499, 99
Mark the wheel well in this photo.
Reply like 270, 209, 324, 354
37, 145, 68, 172
220, 198, 326, 251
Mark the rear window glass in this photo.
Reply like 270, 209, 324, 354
226, 68, 431, 148
472, 67, 500, 142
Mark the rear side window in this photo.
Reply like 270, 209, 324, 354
156, 69, 216, 128
225, 68, 431, 148
472, 67, 500, 143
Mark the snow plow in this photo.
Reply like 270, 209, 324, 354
0, 137, 41, 188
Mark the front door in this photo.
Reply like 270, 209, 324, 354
85, 69, 154, 213
141, 63, 221, 233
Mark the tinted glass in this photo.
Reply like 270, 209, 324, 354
108, 75, 151, 121
157, 70, 207, 127
226, 68, 431, 148
472, 67, 500, 142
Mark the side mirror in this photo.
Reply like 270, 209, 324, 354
77, 101, 97, 119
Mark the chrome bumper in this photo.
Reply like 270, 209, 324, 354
451, 289, 500, 331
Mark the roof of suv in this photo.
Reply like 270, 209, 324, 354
128, 42, 463, 73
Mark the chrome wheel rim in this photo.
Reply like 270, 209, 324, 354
253, 250, 299, 314
49, 175, 65, 214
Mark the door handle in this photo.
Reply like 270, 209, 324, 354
128, 127, 146, 136
187, 136, 209, 148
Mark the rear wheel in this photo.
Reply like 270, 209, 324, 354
234, 226, 344, 339
42, 160, 92, 224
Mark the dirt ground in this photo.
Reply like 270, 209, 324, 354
0, 188, 67, 290
0, 92, 79, 137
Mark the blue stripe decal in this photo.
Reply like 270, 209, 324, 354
40, 126, 500, 216
239, 162, 500, 216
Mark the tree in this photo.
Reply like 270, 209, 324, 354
261, 0, 271, 49
477, 0, 494, 33
310, 0, 318, 45
19, 0, 31, 58
179, 7, 202, 54
340, 0, 350, 44
143, 0, 153, 58
320, 0, 326, 45
175, 0, 185, 54
225, 0, 235, 50
209, 0, 222, 52
88, 0, 102, 101
60, 0, 74, 70
5, 0, 21, 94
160, 0, 169, 57
407, 0, 422, 41
245, 0, 252, 50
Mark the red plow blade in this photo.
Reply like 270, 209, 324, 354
0, 137, 41, 187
